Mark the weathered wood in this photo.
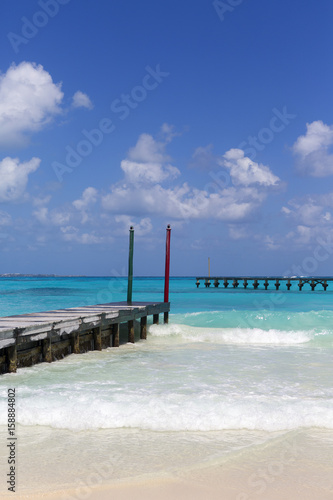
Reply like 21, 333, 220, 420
0, 301, 170, 374
7, 345, 17, 373
140, 316, 147, 339
42, 337, 52, 363
153, 314, 159, 325
72, 331, 80, 354
93, 327, 102, 351
164, 312, 169, 324
128, 320, 135, 343
112, 323, 119, 347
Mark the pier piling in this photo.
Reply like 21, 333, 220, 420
195, 276, 332, 292
140, 316, 147, 340
112, 323, 120, 348
128, 320, 135, 343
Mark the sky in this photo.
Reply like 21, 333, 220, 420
0, 0, 333, 276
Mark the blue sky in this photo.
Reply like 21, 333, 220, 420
1, 0, 333, 276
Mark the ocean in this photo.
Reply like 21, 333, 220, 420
0, 277, 333, 498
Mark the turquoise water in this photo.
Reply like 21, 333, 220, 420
0, 277, 333, 493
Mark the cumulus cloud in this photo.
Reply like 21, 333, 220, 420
0, 62, 63, 146
73, 187, 98, 210
33, 207, 71, 226
73, 187, 98, 223
0, 157, 40, 202
72, 91, 93, 110
221, 149, 280, 187
282, 192, 333, 227
121, 133, 180, 185
292, 121, 333, 176
114, 215, 153, 236
281, 193, 333, 247
101, 134, 281, 223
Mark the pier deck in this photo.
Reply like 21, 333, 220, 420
0, 301, 170, 374
196, 277, 333, 291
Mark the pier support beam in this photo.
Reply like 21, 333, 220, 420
264, 279, 269, 290
7, 345, 17, 373
140, 316, 147, 339
253, 279, 259, 289
196, 279, 200, 288
42, 337, 52, 363
93, 327, 102, 351
72, 332, 80, 354
275, 279, 280, 290
164, 312, 169, 324
112, 323, 119, 347
243, 279, 248, 289
153, 314, 159, 325
128, 320, 135, 343
286, 279, 291, 290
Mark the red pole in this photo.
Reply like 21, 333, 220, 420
164, 224, 171, 303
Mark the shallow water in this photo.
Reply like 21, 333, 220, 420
0, 277, 332, 494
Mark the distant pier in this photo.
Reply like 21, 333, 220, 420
196, 277, 332, 291
0, 301, 169, 374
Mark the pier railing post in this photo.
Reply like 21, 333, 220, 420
164, 224, 171, 324
127, 226, 134, 305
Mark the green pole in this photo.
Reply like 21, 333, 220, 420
127, 226, 134, 304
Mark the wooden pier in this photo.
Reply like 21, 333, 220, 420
0, 301, 170, 374
196, 277, 333, 291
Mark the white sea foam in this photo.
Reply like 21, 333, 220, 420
1, 393, 332, 432
149, 323, 313, 345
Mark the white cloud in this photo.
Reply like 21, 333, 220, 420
221, 149, 280, 187
0, 157, 40, 202
101, 134, 281, 223
0, 62, 63, 146
281, 193, 333, 247
114, 215, 153, 236
32, 195, 51, 207
73, 187, 98, 223
73, 187, 98, 210
72, 91, 93, 110
0, 211, 12, 226
33, 207, 71, 226
228, 224, 248, 240
282, 199, 332, 227
122, 133, 180, 185
102, 183, 264, 221
60, 226, 106, 244
292, 121, 333, 176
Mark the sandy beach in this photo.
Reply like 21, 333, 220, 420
4, 460, 333, 500
2, 426, 333, 500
